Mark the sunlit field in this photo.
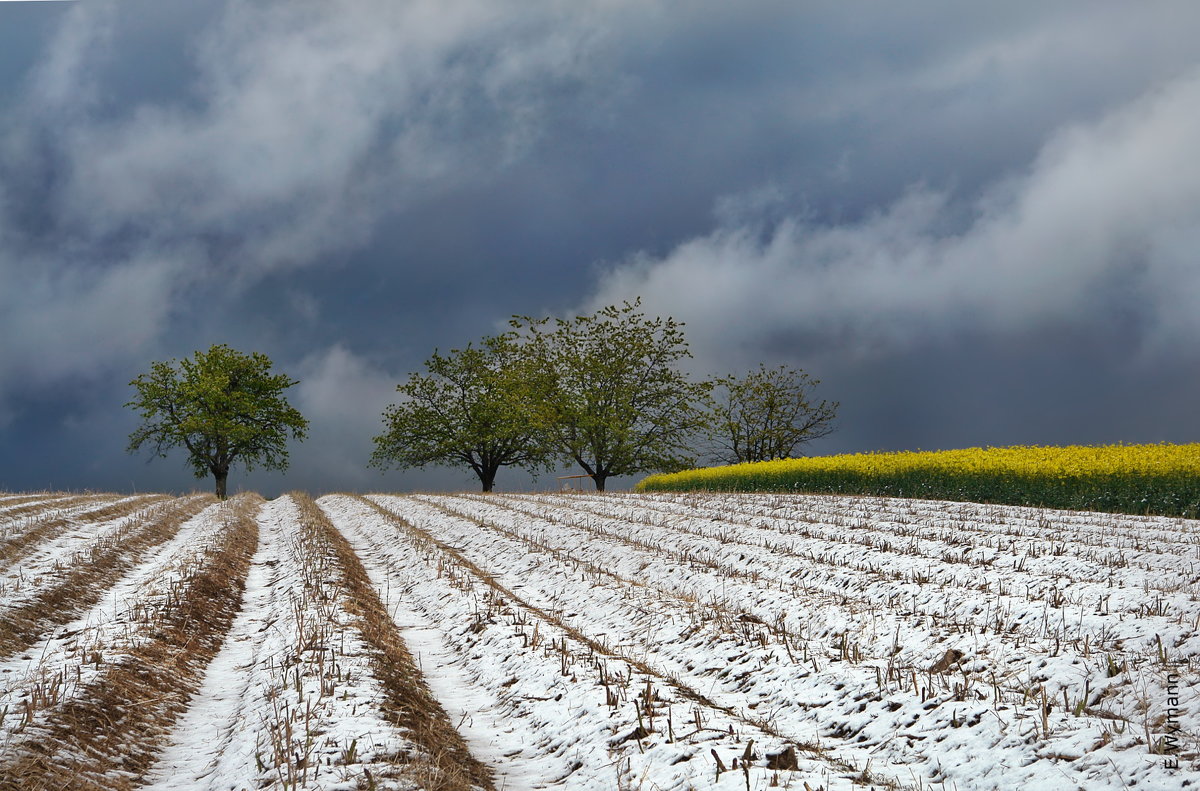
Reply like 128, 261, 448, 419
638, 443, 1200, 517
0, 490, 1196, 789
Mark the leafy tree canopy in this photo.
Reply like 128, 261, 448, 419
513, 300, 709, 491
706, 364, 837, 464
370, 333, 549, 492
126, 344, 308, 498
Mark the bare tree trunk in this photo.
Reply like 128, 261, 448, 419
593, 473, 607, 492
214, 469, 228, 499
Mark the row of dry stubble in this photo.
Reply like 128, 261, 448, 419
0, 492, 492, 791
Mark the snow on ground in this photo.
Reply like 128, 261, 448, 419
0, 493, 62, 517
0, 498, 228, 743
2, 490, 1197, 790
371, 492, 1200, 791
323, 495, 578, 791
0, 492, 87, 519
0, 496, 187, 611
144, 495, 436, 791
0, 494, 131, 549
324, 493, 870, 791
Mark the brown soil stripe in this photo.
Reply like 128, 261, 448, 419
0, 494, 112, 529
0, 495, 171, 569
0, 495, 261, 791
0, 494, 71, 516
361, 497, 735, 708
298, 493, 495, 791
361, 496, 897, 782
426, 496, 789, 638
0, 494, 216, 661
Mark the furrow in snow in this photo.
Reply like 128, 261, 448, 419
326, 494, 856, 791
0, 494, 112, 531
0, 497, 237, 743
547, 494, 1200, 595
0, 495, 261, 791
473, 493, 1195, 644
0, 495, 213, 650
147, 494, 488, 791
0, 495, 166, 575
0, 495, 70, 521
611, 490, 1200, 553
384, 493, 1197, 791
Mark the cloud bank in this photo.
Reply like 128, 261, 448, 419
2, 1, 1200, 492
0, 0, 628, 408
588, 66, 1200, 374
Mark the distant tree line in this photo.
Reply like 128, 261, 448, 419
125, 302, 837, 496
369, 300, 838, 491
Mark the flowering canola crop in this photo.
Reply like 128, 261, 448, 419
636, 443, 1200, 517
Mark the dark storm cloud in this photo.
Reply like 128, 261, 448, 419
1, 0, 629, 483
1, 1, 1199, 494
589, 65, 1200, 363
585, 58, 1200, 457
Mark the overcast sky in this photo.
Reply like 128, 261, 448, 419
1, 0, 1198, 496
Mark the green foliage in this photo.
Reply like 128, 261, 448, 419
513, 300, 709, 491
706, 364, 837, 464
636, 443, 1200, 518
126, 344, 309, 497
370, 334, 549, 492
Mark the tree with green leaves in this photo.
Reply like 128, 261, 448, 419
126, 344, 309, 498
705, 364, 837, 464
370, 333, 549, 492
514, 300, 708, 491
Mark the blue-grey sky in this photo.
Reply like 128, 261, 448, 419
2, 0, 1199, 496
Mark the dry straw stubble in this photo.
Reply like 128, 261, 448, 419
0, 494, 261, 791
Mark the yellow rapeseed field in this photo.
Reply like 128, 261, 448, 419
636, 443, 1200, 517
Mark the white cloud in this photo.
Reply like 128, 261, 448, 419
287, 345, 401, 489
5, 0, 1200, 486
0, 251, 187, 393
0, 0, 632, 409
46, 0, 625, 277
585, 65, 1200, 372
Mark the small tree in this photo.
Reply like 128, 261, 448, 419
126, 344, 309, 498
514, 300, 708, 491
706, 364, 837, 464
370, 334, 549, 492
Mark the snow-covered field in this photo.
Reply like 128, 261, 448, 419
0, 490, 1196, 790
